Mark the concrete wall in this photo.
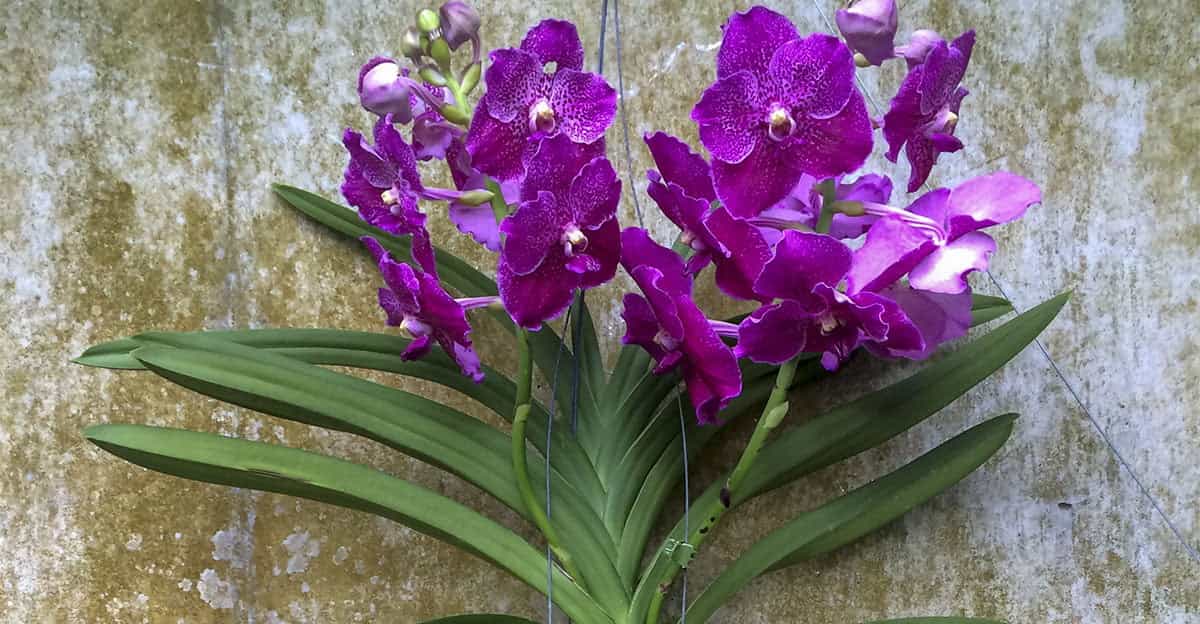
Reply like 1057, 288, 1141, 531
1, 0, 1196, 621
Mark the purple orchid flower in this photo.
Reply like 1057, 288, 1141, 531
361, 236, 488, 382
736, 230, 924, 371
835, 0, 899, 66
846, 171, 1040, 296
642, 132, 772, 301
497, 134, 620, 329
444, 139, 518, 252
341, 116, 447, 270
691, 6, 873, 218
620, 227, 742, 425
465, 19, 616, 181
883, 30, 975, 192
873, 283, 973, 359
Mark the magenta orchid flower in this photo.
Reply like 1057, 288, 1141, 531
361, 237, 488, 382
642, 132, 772, 301
341, 116, 453, 270
883, 30, 976, 192
736, 230, 924, 371
620, 228, 742, 424
691, 6, 873, 218
835, 0, 899, 66
497, 134, 620, 329
465, 20, 616, 181
846, 171, 1040, 296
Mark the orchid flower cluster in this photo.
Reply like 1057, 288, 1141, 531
79, 3, 1066, 622
344, 2, 1039, 426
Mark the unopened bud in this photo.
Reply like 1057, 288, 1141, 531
416, 8, 441, 34
764, 401, 790, 428
429, 37, 452, 70
358, 59, 413, 122
456, 189, 494, 206
400, 28, 426, 61
461, 62, 482, 94
439, 1, 481, 51
418, 66, 447, 86
439, 104, 470, 125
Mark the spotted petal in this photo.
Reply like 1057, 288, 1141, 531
717, 5, 799, 80
520, 19, 585, 71
549, 69, 617, 145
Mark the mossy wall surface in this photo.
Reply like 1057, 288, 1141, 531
1, 0, 1196, 622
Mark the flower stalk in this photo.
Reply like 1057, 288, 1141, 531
511, 328, 584, 584
644, 356, 800, 624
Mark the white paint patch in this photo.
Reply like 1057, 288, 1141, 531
282, 530, 320, 574
333, 546, 349, 565
196, 568, 237, 610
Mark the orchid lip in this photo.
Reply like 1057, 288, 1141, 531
400, 315, 432, 338
767, 105, 796, 141
654, 329, 681, 351
561, 225, 587, 256
529, 98, 556, 133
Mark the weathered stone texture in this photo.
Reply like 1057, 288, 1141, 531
1, 0, 1195, 622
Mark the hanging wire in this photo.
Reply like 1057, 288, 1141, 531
676, 393, 690, 622
611, 0, 645, 229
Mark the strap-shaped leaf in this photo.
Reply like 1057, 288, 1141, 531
272, 184, 594, 434
123, 333, 627, 611
74, 328, 604, 505
681, 415, 1016, 622
970, 293, 1013, 326
84, 424, 609, 624
632, 293, 1066, 619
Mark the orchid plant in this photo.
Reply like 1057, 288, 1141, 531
76, 3, 1067, 623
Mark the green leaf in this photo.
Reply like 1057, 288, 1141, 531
84, 424, 609, 624
970, 293, 1014, 326
682, 415, 1016, 622
126, 332, 628, 616
271, 184, 579, 422
272, 184, 494, 298
421, 616, 544, 624
74, 328, 604, 505
632, 293, 1067, 620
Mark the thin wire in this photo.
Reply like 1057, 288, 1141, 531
983, 272, 1200, 564
612, 0, 645, 229
807, 0, 1199, 565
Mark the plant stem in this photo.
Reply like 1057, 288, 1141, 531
512, 328, 585, 585
815, 179, 837, 234
643, 357, 799, 624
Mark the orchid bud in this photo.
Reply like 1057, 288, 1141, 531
358, 59, 413, 122
897, 29, 944, 67
400, 28, 426, 61
461, 62, 482, 94
835, 0, 899, 67
439, 1, 481, 51
416, 8, 441, 34
456, 189, 495, 206
429, 37, 452, 70
418, 66, 447, 86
